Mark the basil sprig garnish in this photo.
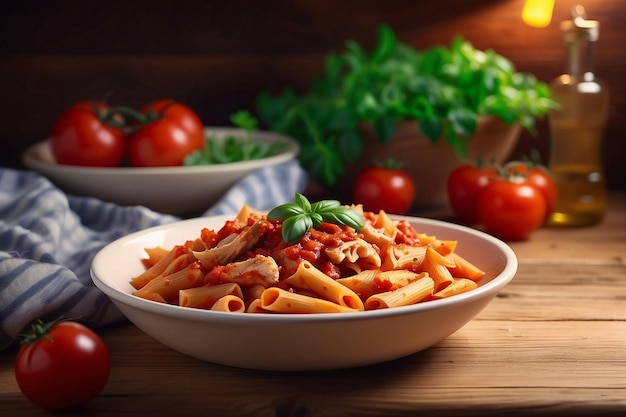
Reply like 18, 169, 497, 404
267, 193, 365, 244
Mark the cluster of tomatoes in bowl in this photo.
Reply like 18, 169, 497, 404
447, 160, 558, 241
49, 99, 204, 168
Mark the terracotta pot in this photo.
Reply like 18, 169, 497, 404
337, 116, 521, 210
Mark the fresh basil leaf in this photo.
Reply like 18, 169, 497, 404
448, 108, 478, 137
295, 193, 311, 212
419, 115, 443, 142
281, 214, 313, 244
267, 203, 305, 221
269, 194, 365, 244
311, 199, 341, 213
374, 115, 398, 142
321, 208, 365, 231
371, 24, 396, 64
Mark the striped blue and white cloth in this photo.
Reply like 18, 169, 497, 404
0, 161, 307, 351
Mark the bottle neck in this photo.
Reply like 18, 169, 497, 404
565, 36, 596, 79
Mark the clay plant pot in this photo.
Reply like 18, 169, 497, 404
338, 116, 521, 210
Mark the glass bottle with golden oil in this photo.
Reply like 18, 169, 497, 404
547, 5, 609, 227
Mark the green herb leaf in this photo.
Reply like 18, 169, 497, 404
183, 112, 285, 166
281, 214, 314, 245
267, 193, 365, 244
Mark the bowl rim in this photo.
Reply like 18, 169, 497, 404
22, 127, 300, 176
91, 215, 518, 325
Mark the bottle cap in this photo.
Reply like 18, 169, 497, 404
560, 5, 599, 42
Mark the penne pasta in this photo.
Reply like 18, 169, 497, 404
421, 246, 455, 291
142, 246, 170, 267
133, 262, 205, 302
245, 298, 266, 313
283, 261, 365, 311
210, 294, 246, 313
448, 252, 486, 282
336, 269, 424, 300
429, 278, 478, 300
261, 288, 358, 314
179, 282, 243, 309
431, 239, 458, 257
364, 276, 435, 310
131, 245, 193, 290
335, 269, 381, 300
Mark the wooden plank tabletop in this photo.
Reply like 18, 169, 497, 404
1, 193, 625, 417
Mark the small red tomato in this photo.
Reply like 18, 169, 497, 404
478, 177, 547, 241
50, 100, 126, 167
447, 164, 497, 225
129, 99, 204, 167
353, 164, 415, 214
505, 161, 558, 220
141, 99, 204, 145
14, 320, 110, 411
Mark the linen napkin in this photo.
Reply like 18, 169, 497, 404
0, 161, 307, 351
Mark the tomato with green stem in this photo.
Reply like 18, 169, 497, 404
14, 319, 110, 411
129, 99, 205, 167
353, 159, 415, 214
478, 175, 547, 241
50, 100, 126, 167
505, 160, 558, 221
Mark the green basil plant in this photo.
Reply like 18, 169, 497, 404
256, 25, 558, 187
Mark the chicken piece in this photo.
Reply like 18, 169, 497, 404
192, 221, 262, 269
206, 255, 280, 287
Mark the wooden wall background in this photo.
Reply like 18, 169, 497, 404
1, 0, 624, 190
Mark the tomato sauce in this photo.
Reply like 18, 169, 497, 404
267, 222, 360, 280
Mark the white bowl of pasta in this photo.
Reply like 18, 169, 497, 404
91, 205, 517, 371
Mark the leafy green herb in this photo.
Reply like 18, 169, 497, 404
255, 25, 558, 186
267, 193, 365, 244
184, 110, 285, 166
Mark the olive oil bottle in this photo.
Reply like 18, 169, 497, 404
547, 5, 609, 227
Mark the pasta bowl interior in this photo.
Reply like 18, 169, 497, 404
91, 212, 517, 371
21, 127, 300, 215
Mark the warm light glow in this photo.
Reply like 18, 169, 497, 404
522, 0, 555, 28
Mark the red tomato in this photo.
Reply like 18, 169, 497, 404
447, 164, 497, 225
129, 99, 204, 167
50, 101, 126, 167
478, 177, 547, 241
353, 165, 415, 214
14, 320, 110, 411
142, 99, 204, 143
505, 161, 558, 220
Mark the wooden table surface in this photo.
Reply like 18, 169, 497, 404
1, 193, 625, 417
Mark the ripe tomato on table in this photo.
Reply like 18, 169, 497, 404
478, 176, 548, 241
14, 320, 110, 411
49, 100, 126, 167
353, 162, 415, 214
447, 164, 497, 225
128, 99, 205, 167
505, 161, 558, 220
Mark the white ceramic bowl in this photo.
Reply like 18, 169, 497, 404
90, 214, 517, 371
22, 128, 300, 215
